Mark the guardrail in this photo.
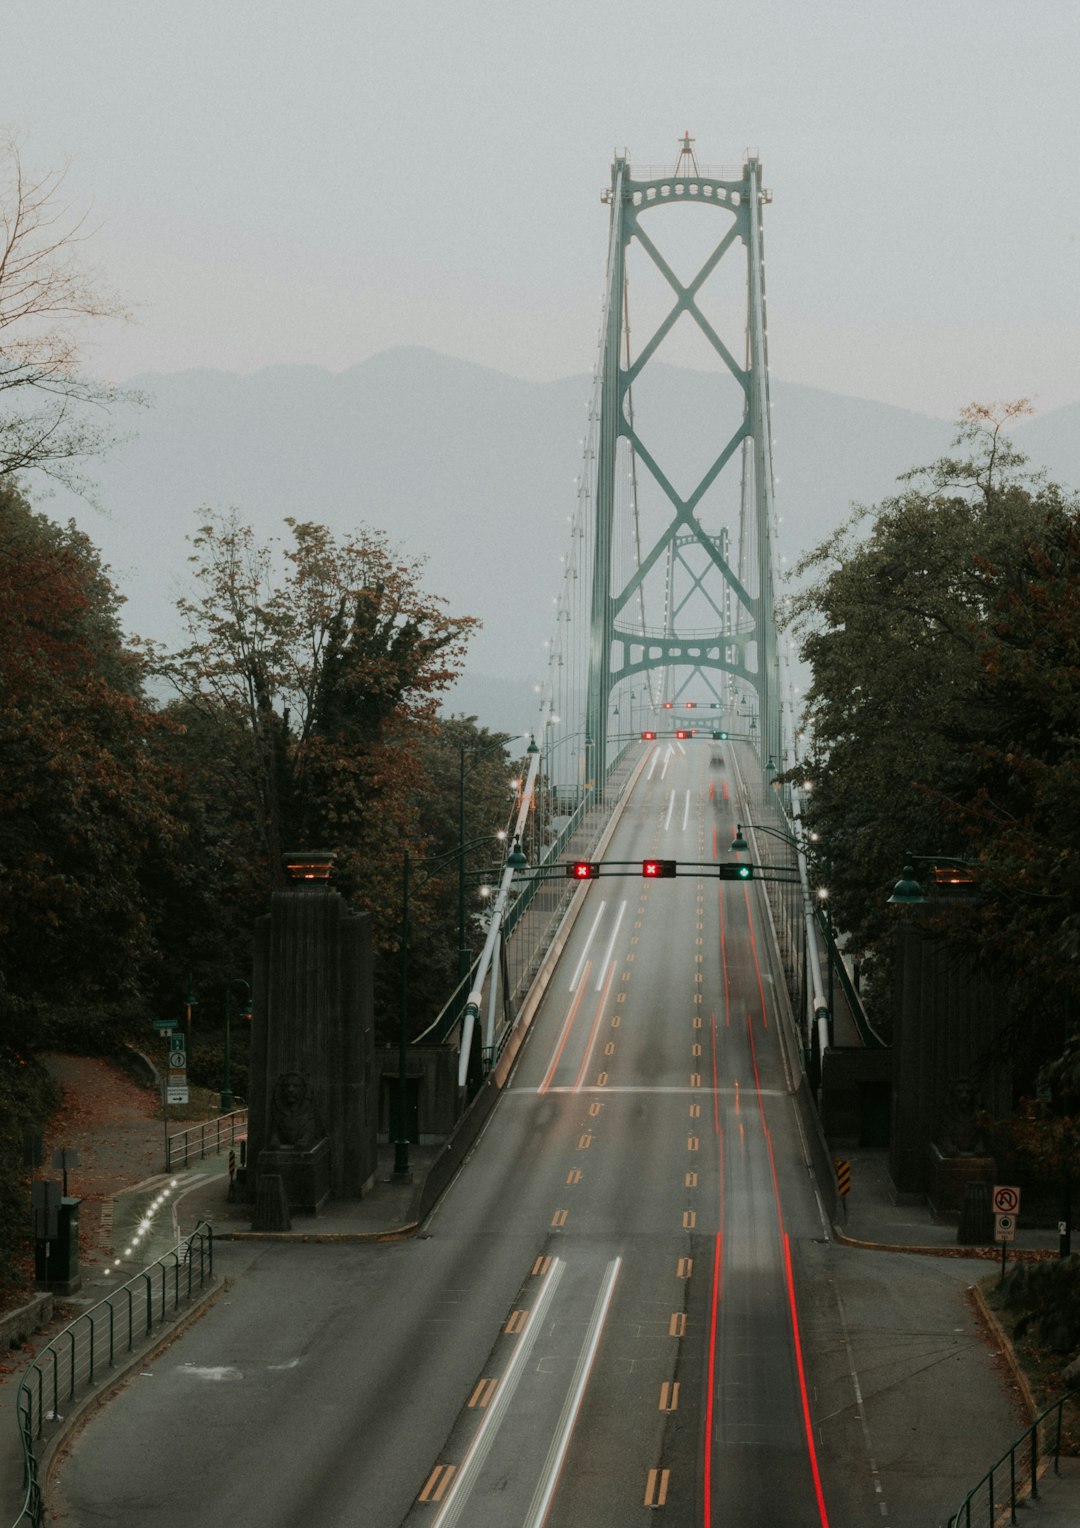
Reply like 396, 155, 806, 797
166, 1107, 247, 1170
12, 1221, 215, 1528
947, 1392, 1075, 1526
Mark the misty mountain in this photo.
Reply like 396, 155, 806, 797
42, 348, 1078, 736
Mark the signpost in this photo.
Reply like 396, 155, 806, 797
993, 1185, 1021, 1280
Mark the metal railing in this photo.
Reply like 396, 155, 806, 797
947, 1392, 1075, 1526
166, 1107, 247, 1170
12, 1222, 215, 1528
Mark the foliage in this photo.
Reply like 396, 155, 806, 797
0, 135, 139, 500
0, 1045, 58, 1299
785, 403, 1080, 1042
1001, 1256, 1080, 1354
156, 512, 484, 1037
0, 480, 174, 1040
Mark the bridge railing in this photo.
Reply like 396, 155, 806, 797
11, 1222, 215, 1528
946, 1393, 1074, 1527
165, 1107, 247, 1171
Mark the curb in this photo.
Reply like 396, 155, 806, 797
968, 1279, 1040, 1423
832, 1227, 1062, 1261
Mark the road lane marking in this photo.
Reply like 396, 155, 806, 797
690, 1074, 702, 1088
676, 1257, 693, 1278
687, 1136, 700, 1151
685, 1171, 698, 1187
577, 1133, 592, 1149
692, 1043, 702, 1056
610, 1014, 620, 1027
468, 1378, 498, 1409
604, 1041, 616, 1055
420, 1464, 457, 1502
597, 901, 627, 987
669, 1312, 687, 1337
682, 1210, 696, 1229
659, 1380, 681, 1412
522, 1258, 622, 1528
664, 789, 676, 830
539, 961, 592, 1093
693, 1015, 702, 1028
566, 1168, 581, 1184
532, 1256, 552, 1276
596, 1071, 608, 1086
644, 1467, 670, 1506
689, 1103, 700, 1118
433, 1260, 565, 1528
551, 1208, 569, 1227
588, 1101, 602, 1115
682, 790, 690, 831
569, 906, 606, 992
573, 962, 616, 1091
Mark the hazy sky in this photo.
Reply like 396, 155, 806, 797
5, 1, 1079, 418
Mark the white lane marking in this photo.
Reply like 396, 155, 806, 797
569, 904, 606, 992
523, 1258, 622, 1528
829, 1281, 890, 1520
664, 790, 676, 831
574, 963, 616, 1092
647, 749, 661, 781
179, 1365, 242, 1381
524, 1085, 787, 1097
432, 1260, 566, 1528
675, 740, 687, 755
682, 790, 690, 832
660, 746, 672, 779
596, 901, 627, 989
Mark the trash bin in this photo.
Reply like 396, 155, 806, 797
34, 1196, 82, 1294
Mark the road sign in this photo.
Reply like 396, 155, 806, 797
168, 1049, 187, 1071
993, 1185, 1021, 1215
153, 1018, 176, 1032
166, 1085, 189, 1105
995, 1213, 1016, 1243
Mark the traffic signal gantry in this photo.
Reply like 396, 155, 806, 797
565, 858, 763, 882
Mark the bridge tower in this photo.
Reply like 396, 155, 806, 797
586, 135, 782, 784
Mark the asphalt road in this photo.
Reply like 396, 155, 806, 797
52, 740, 1021, 1527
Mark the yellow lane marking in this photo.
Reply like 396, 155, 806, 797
685, 1171, 698, 1187
604, 1041, 616, 1056
644, 1467, 671, 1507
694, 954, 703, 964
693, 1016, 702, 1029
659, 1381, 681, 1412
617, 992, 627, 1003
687, 1135, 699, 1151
578, 1133, 592, 1149
630, 935, 639, 944
694, 974, 703, 984
596, 1071, 608, 1086
505, 1309, 528, 1334
693, 994, 702, 1005
589, 1101, 602, 1116
419, 1464, 457, 1502
611, 1014, 621, 1028
621, 970, 631, 981
468, 1377, 498, 1409
689, 1103, 701, 1118
682, 1210, 696, 1229
532, 1255, 552, 1276
677, 1256, 693, 1277
626, 952, 635, 962
566, 1168, 582, 1185
669, 1312, 687, 1337
552, 1208, 569, 1227
690, 1074, 702, 1088
634, 920, 643, 929
692, 1043, 702, 1057
695, 936, 704, 946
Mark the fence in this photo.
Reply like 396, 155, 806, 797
166, 1108, 247, 1170
947, 1393, 1074, 1527
12, 1222, 215, 1528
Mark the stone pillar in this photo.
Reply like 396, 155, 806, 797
248, 856, 377, 1207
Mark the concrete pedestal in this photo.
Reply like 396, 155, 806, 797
928, 1144, 996, 1221
258, 1138, 331, 1214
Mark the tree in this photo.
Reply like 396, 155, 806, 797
0, 135, 136, 499
785, 404, 1078, 1036
0, 481, 173, 1040
161, 512, 481, 1031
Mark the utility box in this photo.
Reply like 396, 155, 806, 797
34, 1196, 81, 1294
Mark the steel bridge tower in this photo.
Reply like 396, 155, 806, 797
586, 136, 782, 784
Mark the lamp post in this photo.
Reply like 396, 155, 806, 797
221, 978, 251, 1113
396, 834, 522, 1180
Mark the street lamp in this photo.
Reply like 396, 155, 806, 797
396, 833, 527, 1179
221, 978, 251, 1114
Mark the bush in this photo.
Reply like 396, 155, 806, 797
0, 1045, 60, 1300
1002, 1256, 1080, 1354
